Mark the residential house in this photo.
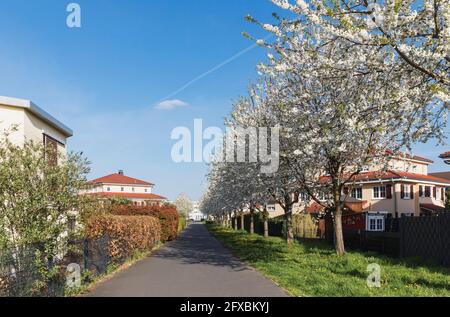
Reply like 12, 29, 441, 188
188, 202, 206, 221
0, 96, 73, 160
438, 151, 450, 165
85, 170, 167, 206
265, 152, 450, 231
429, 151, 450, 183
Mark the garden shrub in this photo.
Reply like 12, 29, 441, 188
111, 205, 180, 241
178, 215, 187, 232
292, 214, 319, 239
86, 215, 161, 261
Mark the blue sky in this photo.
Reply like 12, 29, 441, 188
0, 0, 448, 201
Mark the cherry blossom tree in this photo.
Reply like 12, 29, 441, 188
243, 0, 449, 255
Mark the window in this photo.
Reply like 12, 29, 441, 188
373, 186, 386, 199
442, 188, 446, 201
367, 215, 385, 232
351, 188, 362, 200
424, 186, 431, 198
401, 213, 414, 217
121, 187, 124, 192
402, 185, 411, 199
300, 192, 308, 201
266, 204, 276, 212
361, 165, 369, 172
132, 187, 135, 192
419, 185, 424, 197
43, 134, 58, 166
107, 187, 111, 192
145, 189, 148, 193
318, 192, 327, 201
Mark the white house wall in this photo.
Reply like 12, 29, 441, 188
0, 105, 26, 145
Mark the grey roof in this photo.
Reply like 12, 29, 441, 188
0, 96, 73, 137
429, 171, 450, 181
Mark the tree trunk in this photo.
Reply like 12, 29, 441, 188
284, 202, 294, 244
233, 216, 237, 230
333, 206, 345, 256
264, 219, 269, 238
222, 215, 227, 227
285, 211, 294, 245
240, 213, 244, 231
250, 212, 255, 234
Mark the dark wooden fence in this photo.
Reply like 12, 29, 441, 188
233, 214, 284, 237
327, 213, 450, 267
400, 213, 450, 266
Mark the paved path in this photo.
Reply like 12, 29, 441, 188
87, 223, 288, 297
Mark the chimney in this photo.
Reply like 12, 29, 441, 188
118, 170, 124, 175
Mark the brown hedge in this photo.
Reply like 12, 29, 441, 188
86, 215, 161, 261
111, 205, 179, 241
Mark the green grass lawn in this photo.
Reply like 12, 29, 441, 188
206, 224, 450, 297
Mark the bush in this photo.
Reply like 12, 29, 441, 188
292, 214, 319, 239
86, 215, 161, 261
111, 205, 180, 242
178, 216, 187, 232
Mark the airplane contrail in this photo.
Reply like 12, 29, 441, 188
156, 35, 273, 104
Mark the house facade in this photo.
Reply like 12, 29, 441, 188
0, 96, 73, 157
439, 151, 450, 165
189, 202, 206, 221
265, 153, 450, 230
85, 170, 167, 206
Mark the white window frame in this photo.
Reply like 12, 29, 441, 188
318, 192, 327, 201
373, 186, 386, 199
366, 214, 385, 232
351, 187, 363, 200
403, 185, 411, 199
266, 204, 276, 212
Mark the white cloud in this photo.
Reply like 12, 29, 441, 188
155, 99, 189, 110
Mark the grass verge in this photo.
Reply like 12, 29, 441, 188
206, 224, 450, 297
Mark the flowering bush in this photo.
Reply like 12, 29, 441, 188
111, 204, 180, 242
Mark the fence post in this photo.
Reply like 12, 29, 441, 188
438, 215, 444, 265
83, 238, 89, 273
399, 217, 404, 258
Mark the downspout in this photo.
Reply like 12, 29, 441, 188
393, 179, 398, 218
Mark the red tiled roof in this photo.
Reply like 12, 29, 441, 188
91, 192, 166, 200
89, 173, 154, 186
420, 204, 445, 212
306, 202, 324, 214
348, 171, 450, 184
385, 150, 434, 163
319, 170, 450, 185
